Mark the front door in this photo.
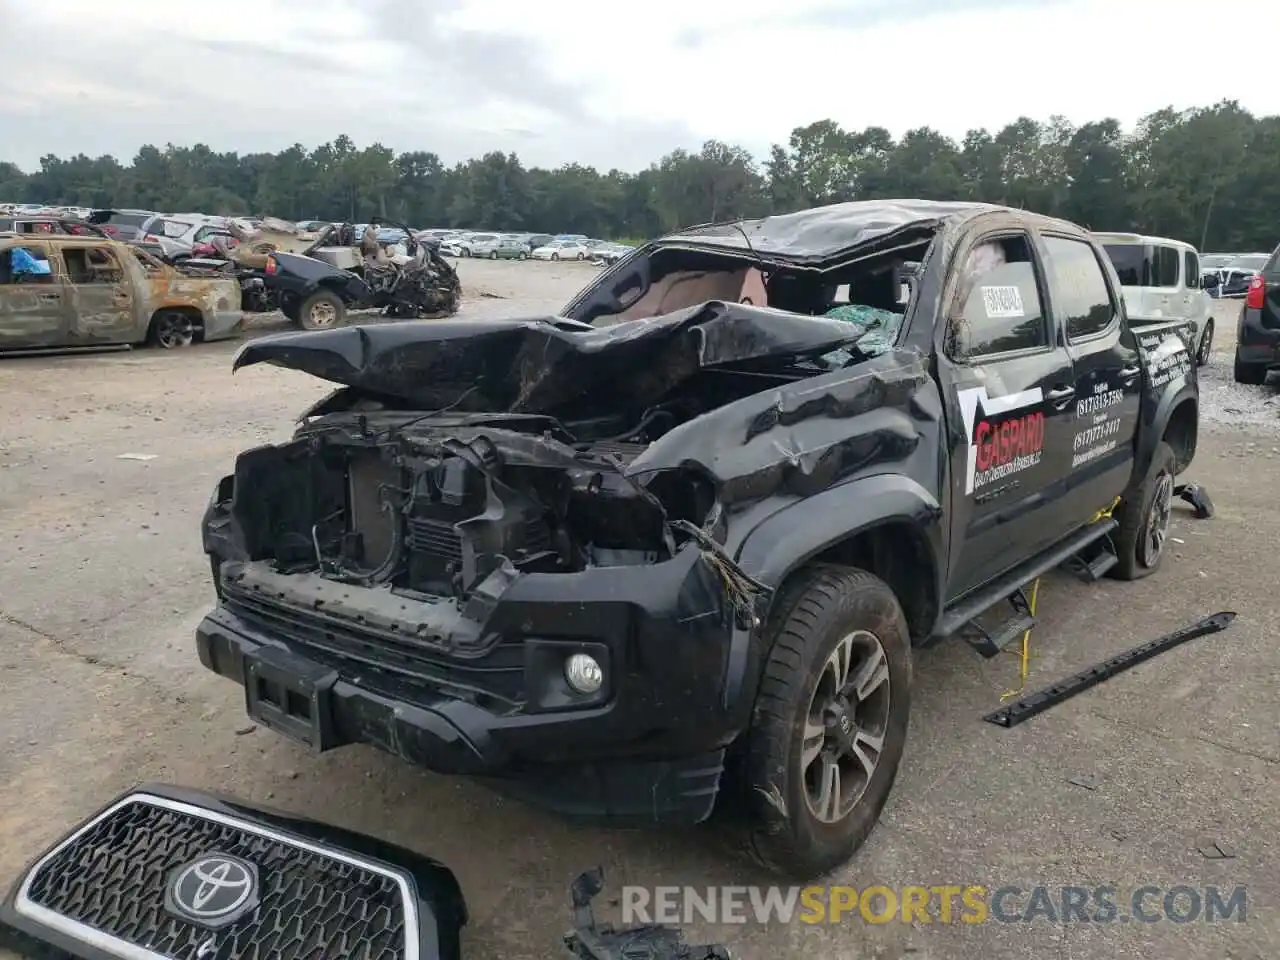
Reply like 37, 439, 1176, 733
61, 244, 137, 345
0, 242, 71, 349
1037, 233, 1143, 518
938, 230, 1079, 600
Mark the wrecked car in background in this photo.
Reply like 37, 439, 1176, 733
195, 199, 1197, 881
183, 217, 462, 330
0, 229, 243, 352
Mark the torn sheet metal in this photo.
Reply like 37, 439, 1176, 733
663, 199, 999, 263
232, 301, 866, 414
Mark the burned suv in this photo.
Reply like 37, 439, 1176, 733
198, 200, 1198, 880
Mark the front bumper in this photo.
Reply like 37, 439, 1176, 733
196, 548, 748, 824
1236, 305, 1280, 368
0, 783, 466, 960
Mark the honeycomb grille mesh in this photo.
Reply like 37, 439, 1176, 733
22, 797, 410, 960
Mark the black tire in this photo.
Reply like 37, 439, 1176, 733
1233, 355, 1268, 385
741, 565, 912, 880
460, 248, 471, 257
296, 290, 345, 331
1195, 319, 1214, 367
551, 252, 559, 262
147, 310, 196, 349
576, 252, 585, 261
1109, 441, 1177, 581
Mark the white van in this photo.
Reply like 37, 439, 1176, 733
1094, 232, 1214, 366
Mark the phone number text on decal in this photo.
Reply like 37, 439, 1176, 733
1074, 418, 1122, 450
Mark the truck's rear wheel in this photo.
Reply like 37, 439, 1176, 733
742, 566, 911, 880
1110, 441, 1177, 580
148, 310, 196, 349
296, 290, 344, 330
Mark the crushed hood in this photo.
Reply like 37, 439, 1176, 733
232, 301, 865, 413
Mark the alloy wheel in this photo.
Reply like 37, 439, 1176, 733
801, 630, 892, 823
1197, 321, 1214, 365
1139, 473, 1175, 567
154, 312, 194, 349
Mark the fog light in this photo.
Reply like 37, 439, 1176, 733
565, 653, 604, 695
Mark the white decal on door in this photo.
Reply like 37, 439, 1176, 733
980, 285, 1025, 319
956, 385, 1045, 495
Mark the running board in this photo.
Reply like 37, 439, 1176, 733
0, 344, 132, 359
960, 585, 1036, 658
1060, 535, 1119, 583
983, 611, 1237, 727
934, 519, 1118, 641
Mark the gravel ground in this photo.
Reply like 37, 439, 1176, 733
0, 261, 1277, 960
1198, 300, 1280, 435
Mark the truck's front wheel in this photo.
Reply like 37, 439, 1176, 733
743, 566, 912, 880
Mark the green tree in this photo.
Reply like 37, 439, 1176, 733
5, 105, 1280, 250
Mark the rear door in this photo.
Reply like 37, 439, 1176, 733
0, 242, 70, 348
1150, 245, 1181, 318
1038, 233, 1143, 516
938, 229, 1080, 599
62, 244, 138, 345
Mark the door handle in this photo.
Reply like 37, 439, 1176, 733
1046, 385, 1076, 401
1119, 362, 1141, 383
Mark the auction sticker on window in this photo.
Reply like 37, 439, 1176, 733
981, 286, 1025, 319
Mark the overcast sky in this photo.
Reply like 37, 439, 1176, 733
1, 0, 1274, 173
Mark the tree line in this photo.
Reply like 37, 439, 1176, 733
2, 100, 1276, 252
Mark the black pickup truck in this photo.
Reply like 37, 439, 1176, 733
197, 200, 1198, 881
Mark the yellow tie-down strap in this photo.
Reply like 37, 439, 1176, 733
1089, 496, 1121, 524
1000, 496, 1122, 700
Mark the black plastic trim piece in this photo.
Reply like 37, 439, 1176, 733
983, 611, 1237, 728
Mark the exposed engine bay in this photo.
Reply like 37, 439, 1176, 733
219, 378, 780, 654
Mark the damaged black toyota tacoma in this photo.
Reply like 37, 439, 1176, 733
198, 200, 1199, 880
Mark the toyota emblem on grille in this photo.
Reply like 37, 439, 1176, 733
164, 853, 260, 929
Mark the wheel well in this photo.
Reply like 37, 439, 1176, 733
800, 521, 939, 644
1163, 399, 1198, 474
148, 306, 204, 338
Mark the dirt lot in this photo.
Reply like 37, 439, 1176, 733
0, 264, 1276, 959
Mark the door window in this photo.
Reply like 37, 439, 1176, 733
1184, 250, 1200, 290
63, 246, 124, 283
1, 245, 55, 284
946, 234, 1048, 361
1151, 246, 1180, 288
1043, 236, 1117, 341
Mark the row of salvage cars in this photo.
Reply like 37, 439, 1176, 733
0, 213, 462, 355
